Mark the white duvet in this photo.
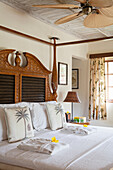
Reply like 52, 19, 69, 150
0, 124, 113, 170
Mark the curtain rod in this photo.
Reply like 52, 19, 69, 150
90, 52, 113, 59
0, 25, 54, 46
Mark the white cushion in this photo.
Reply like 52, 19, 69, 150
5, 106, 34, 143
32, 103, 49, 130
31, 101, 56, 131
0, 102, 32, 141
46, 103, 66, 130
0, 107, 7, 141
0, 102, 30, 109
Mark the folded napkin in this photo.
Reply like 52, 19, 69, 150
17, 138, 69, 155
64, 126, 96, 135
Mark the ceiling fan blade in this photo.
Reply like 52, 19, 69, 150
55, 11, 84, 25
74, 0, 86, 3
32, 4, 80, 9
99, 6, 113, 18
84, 12, 113, 28
89, 0, 113, 8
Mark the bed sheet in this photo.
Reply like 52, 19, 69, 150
0, 124, 113, 170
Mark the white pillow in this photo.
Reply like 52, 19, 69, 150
31, 101, 56, 131
0, 107, 7, 141
5, 106, 34, 143
0, 102, 30, 109
0, 102, 32, 141
46, 103, 66, 130
32, 103, 49, 130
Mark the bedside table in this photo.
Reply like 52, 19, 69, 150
70, 122, 90, 125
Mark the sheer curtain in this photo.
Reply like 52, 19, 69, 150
89, 57, 107, 120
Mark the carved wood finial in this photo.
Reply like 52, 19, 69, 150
50, 37, 59, 101
49, 37, 60, 41
15, 51, 21, 67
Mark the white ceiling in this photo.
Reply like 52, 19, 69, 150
1, 0, 113, 40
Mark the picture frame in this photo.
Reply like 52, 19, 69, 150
72, 69, 79, 89
58, 62, 68, 85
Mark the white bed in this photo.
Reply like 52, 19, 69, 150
0, 124, 113, 170
0, 50, 113, 170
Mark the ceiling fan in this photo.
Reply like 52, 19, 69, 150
32, 0, 113, 28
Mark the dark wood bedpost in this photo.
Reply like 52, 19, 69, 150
50, 37, 59, 101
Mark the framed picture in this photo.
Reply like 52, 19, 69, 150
72, 69, 79, 89
58, 62, 68, 85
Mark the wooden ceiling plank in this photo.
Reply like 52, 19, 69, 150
1, 0, 113, 40
96, 28, 109, 37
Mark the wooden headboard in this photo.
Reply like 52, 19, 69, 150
0, 49, 57, 104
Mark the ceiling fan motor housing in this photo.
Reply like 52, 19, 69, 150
83, 5, 92, 15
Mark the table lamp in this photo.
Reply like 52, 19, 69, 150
64, 91, 81, 122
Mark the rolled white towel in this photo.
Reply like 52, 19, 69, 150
64, 126, 96, 135
17, 138, 69, 155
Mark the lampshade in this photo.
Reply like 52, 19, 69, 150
84, 12, 113, 28
64, 91, 80, 103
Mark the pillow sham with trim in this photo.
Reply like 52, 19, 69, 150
0, 102, 32, 141
5, 106, 34, 143
46, 103, 66, 130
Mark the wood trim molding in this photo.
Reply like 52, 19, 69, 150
90, 52, 113, 59
0, 25, 53, 46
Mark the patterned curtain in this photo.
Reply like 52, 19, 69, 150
89, 57, 107, 120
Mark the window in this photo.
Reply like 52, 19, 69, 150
105, 60, 113, 103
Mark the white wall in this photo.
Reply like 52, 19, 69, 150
88, 40, 113, 54
0, 2, 88, 113
72, 58, 89, 119
89, 40, 113, 123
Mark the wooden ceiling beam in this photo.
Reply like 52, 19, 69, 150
1, 25, 113, 47
0, 25, 54, 46
56, 36, 113, 46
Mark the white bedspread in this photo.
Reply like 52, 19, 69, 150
0, 124, 113, 170
17, 138, 69, 155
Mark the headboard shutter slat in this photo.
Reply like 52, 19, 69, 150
22, 76, 45, 102
0, 74, 15, 104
